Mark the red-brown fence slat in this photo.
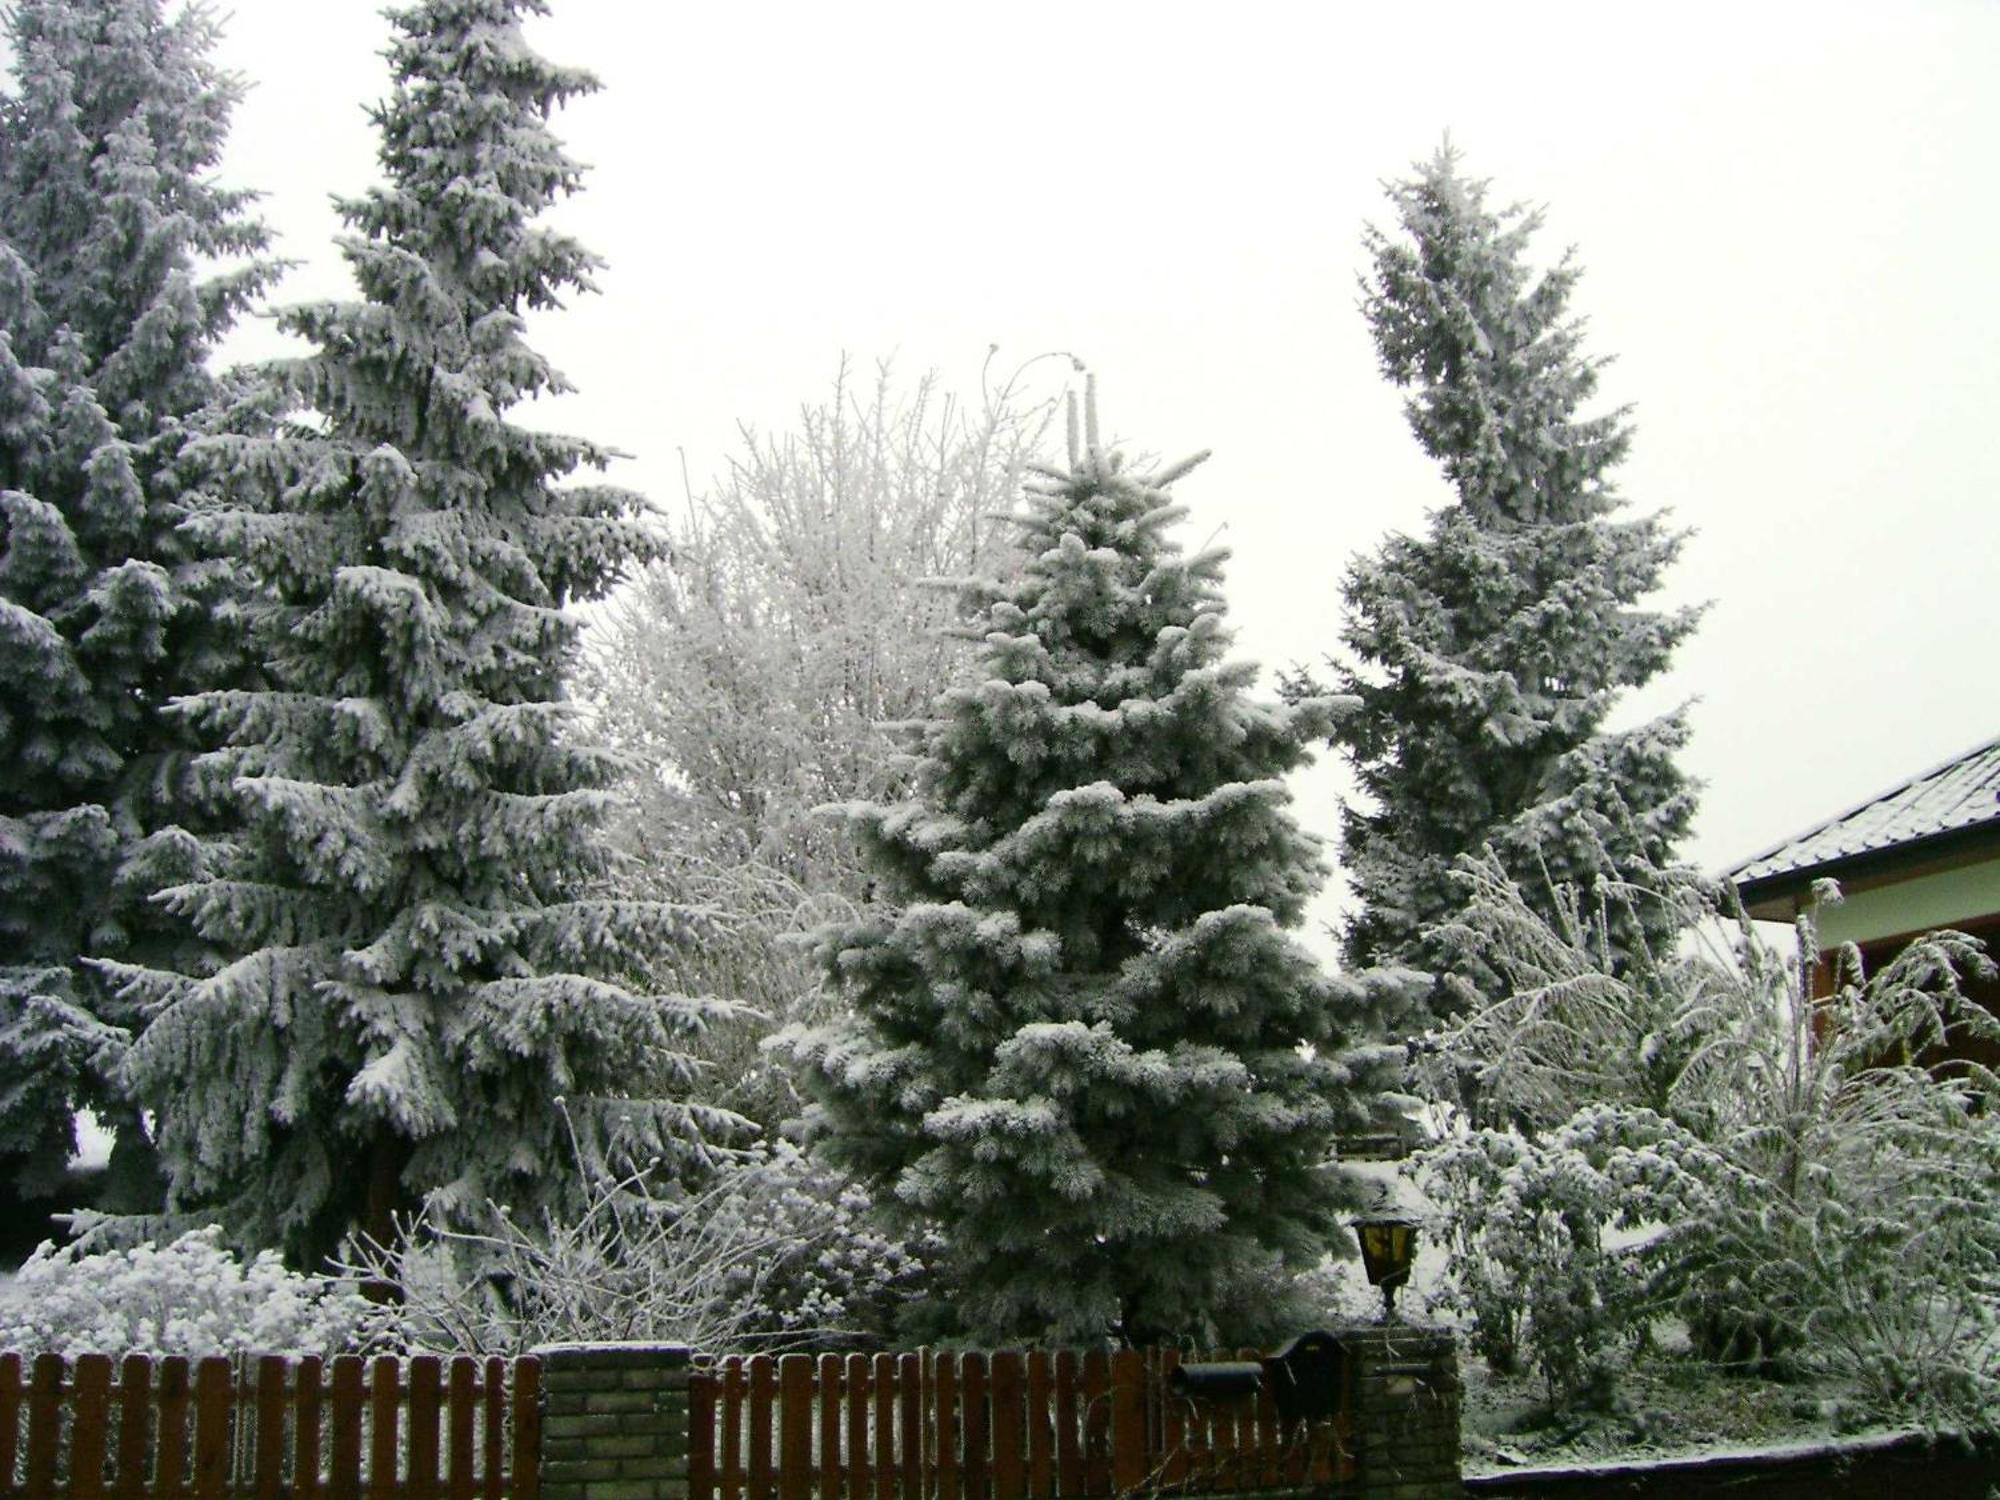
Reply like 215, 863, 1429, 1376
1245, 1351, 1280, 1490
1238, 1346, 1271, 1492
407, 1357, 442, 1500
1106, 1353, 1143, 1497
1078, 1352, 1109, 1498
895, 1353, 921, 1500
1050, 1352, 1081, 1500
154, 1358, 193, 1500
1139, 1350, 1160, 1478
1022, 1353, 1052, 1500
845, 1354, 870, 1500
251, 1356, 289, 1500
190, 1357, 233, 1500
0, 1353, 22, 1500
776, 1357, 812, 1500
746, 1356, 776, 1500
1240, 1352, 1272, 1496
688, 1368, 718, 1500
719, 1359, 747, 1500
1199, 1351, 1234, 1494
1155, 1350, 1186, 1492
23, 1353, 62, 1500
869, 1356, 894, 1500
0, 1353, 21, 1500
511, 1358, 541, 1500
932, 1353, 959, 1500
367, 1359, 401, 1500
1277, 1386, 1308, 1492
1307, 1409, 1335, 1492
1235, 1347, 1260, 1493
446, 1358, 476, 1500
1167, 1353, 1198, 1496
986, 1354, 1023, 1500
295, 1357, 325, 1500
478, 1359, 505, 1500
111, 1354, 152, 1500
815, 1354, 842, 1500
959, 1355, 988, 1500
1224, 1362, 1249, 1493
68, 1353, 113, 1500
328, 1357, 364, 1500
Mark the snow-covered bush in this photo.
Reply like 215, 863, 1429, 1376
346, 1141, 937, 1356
697, 1141, 941, 1347
0, 1227, 383, 1356
1420, 1105, 1729, 1408
1420, 854, 2000, 1426
1698, 928, 2000, 1421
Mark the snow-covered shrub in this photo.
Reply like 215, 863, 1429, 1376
1422, 853, 2000, 1426
1419, 1105, 1727, 1408
702, 1142, 941, 1346
0, 1227, 383, 1356
347, 1141, 937, 1356
1696, 928, 2000, 1421
1418, 851, 1731, 1133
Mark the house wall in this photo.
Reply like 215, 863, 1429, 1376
1808, 852, 2000, 949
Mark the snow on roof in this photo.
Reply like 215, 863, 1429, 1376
1731, 733, 2000, 891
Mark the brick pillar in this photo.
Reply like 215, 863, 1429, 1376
535, 1343, 693, 1500
1341, 1325, 1461, 1500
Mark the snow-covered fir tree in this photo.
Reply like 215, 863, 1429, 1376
0, 0, 276, 1204
1291, 147, 1700, 1006
780, 383, 1412, 1345
111, 0, 738, 1265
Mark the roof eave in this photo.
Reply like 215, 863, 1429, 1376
1732, 821, 2000, 919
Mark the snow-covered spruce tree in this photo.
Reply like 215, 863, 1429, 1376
0, 0, 276, 1203
779, 384, 1412, 1345
110, 0, 739, 1266
1291, 147, 1700, 1005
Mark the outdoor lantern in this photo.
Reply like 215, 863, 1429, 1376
1353, 1216, 1420, 1320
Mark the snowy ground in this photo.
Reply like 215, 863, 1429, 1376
1455, 1331, 1892, 1476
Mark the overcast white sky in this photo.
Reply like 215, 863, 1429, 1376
206, 0, 2000, 934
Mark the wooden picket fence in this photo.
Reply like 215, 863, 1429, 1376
4, 1344, 1354, 1500
0, 1352, 540, 1500
689, 1348, 1353, 1500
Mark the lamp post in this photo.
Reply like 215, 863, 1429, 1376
1353, 1216, 1420, 1321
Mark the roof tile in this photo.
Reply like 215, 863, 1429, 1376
1732, 734, 2000, 886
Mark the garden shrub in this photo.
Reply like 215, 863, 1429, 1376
1420, 852, 2000, 1428
1420, 1103, 1731, 1408
0, 1227, 383, 1355
346, 1137, 939, 1355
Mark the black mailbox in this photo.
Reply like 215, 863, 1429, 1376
1261, 1330, 1343, 1422
1167, 1360, 1263, 1401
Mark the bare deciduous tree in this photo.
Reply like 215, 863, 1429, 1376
578, 354, 1065, 1131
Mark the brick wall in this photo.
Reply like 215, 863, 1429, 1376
536, 1343, 693, 1500
1343, 1325, 1462, 1499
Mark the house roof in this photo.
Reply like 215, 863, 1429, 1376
1731, 733, 2000, 899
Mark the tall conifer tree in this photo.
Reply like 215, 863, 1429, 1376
1293, 148, 1700, 1002
113, 0, 735, 1263
781, 385, 1411, 1345
0, 0, 275, 1201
